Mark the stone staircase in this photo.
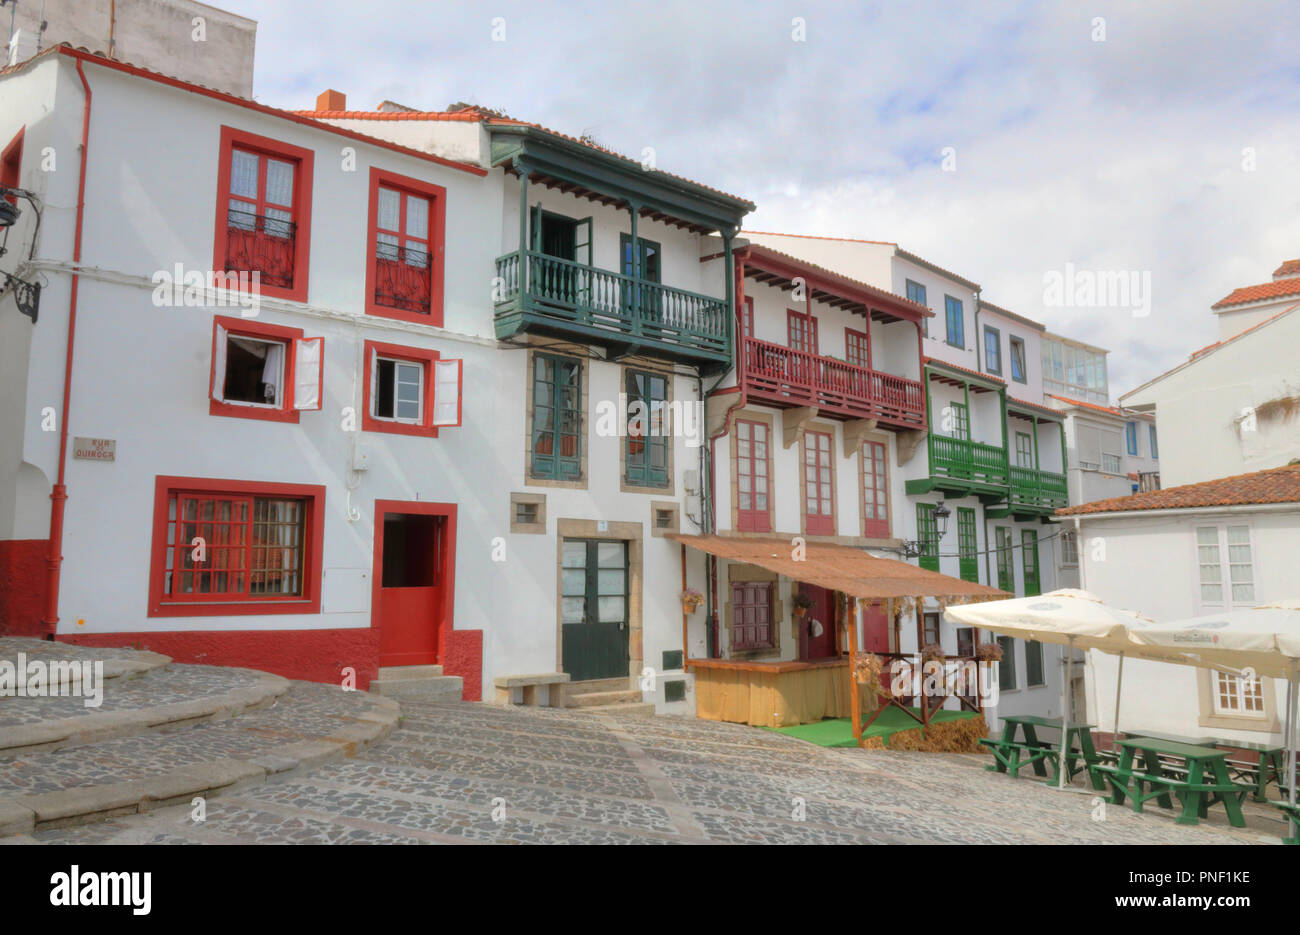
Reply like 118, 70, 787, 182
368, 665, 463, 703
562, 677, 655, 717
0, 637, 398, 835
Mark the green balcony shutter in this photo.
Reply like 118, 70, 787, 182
625, 370, 668, 488
531, 354, 582, 480
995, 527, 1015, 593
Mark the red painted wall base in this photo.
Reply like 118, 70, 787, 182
0, 539, 49, 637
58, 624, 485, 700
61, 628, 383, 690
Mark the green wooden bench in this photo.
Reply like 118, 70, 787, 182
982, 715, 1105, 789
1272, 800, 1300, 845
1101, 738, 1253, 827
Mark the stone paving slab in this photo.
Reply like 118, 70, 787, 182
6, 699, 1278, 846
0, 638, 171, 684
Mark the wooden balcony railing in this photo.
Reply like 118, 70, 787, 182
741, 336, 925, 426
928, 434, 1009, 487
494, 250, 728, 356
1008, 464, 1069, 510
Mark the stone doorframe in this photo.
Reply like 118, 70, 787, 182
554, 518, 644, 680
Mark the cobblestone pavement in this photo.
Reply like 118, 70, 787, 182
6, 701, 1281, 845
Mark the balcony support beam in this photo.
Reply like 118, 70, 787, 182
782, 406, 819, 450
842, 418, 879, 458
897, 429, 927, 466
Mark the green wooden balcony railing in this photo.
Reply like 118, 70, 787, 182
1008, 465, 1069, 510
494, 250, 729, 357
928, 434, 1009, 487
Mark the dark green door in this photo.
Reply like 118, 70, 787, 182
1021, 529, 1040, 596
957, 507, 978, 582
561, 539, 629, 681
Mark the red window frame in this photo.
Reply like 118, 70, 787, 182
787, 308, 819, 355
1, 127, 23, 201
845, 327, 871, 370
365, 167, 447, 325
735, 418, 771, 533
804, 429, 834, 535
862, 439, 889, 538
147, 476, 325, 617
212, 126, 314, 303
209, 315, 305, 424
731, 580, 775, 651
362, 339, 441, 438
741, 295, 754, 339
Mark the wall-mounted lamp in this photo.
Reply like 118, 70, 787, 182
0, 185, 41, 322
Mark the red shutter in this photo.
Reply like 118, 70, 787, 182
862, 440, 889, 538
804, 430, 834, 535
735, 419, 771, 532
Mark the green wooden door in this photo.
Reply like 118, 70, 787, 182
1021, 529, 1040, 596
561, 539, 629, 682
995, 526, 1015, 592
957, 507, 978, 582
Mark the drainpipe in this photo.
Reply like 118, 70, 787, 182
43, 59, 93, 637
702, 235, 745, 658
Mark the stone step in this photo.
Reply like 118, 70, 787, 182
0, 661, 291, 757
369, 675, 463, 702
0, 679, 400, 836
376, 665, 444, 679
566, 689, 644, 708
565, 677, 631, 695
575, 702, 657, 717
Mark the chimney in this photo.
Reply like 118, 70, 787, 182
315, 89, 347, 112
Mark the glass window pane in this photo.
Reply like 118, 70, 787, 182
264, 159, 294, 207
562, 540, 586, 567
405, 195, 429, 239
377, 188, 400, 230
230, 150, 259, 199
597, 596, 624, 623
597, 542, 624, 568
561, 568, 585, 596
562, 597, 585, 623
597, 569, 625, 595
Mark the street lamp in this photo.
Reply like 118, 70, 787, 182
902, 501, 952, 559
0, 185, 41, 322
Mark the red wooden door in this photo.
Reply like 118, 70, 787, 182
376, 510, 447, 666
799, 585, 837, 660
862, 601, 891, 653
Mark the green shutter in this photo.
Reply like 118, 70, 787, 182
624, 370, 669, 488
957, 507, 978, 582
995, 527, 1015, 593
916, 503, 939, 572
1021, 529, 1040, 596
531, 354, 582, 480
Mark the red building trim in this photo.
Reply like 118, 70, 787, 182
0, 126, 23, 196
60, 628, 382, 690
365, 167, 448, 326
212, 125, 315, 304
0, 539, 48, 636
208, 314, 305, 423
362, 339, 441, 437
146, 475, 326, 617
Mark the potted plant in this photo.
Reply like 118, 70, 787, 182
920, 642, 947, 663
791, 591, 814, 618
680, 588, 704, 614
975, 642, 1003, 663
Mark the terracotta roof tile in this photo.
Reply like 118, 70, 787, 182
1273, 259, 1300, 278
924, 357, 1004, 384
738, 243, 931, 318
1056, 463, 1300, 516
1212, 277, 1300, 309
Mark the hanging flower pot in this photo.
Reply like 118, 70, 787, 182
792, 591, 814, 618
680, 588, 704, 614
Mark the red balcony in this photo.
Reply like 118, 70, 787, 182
741, 337, 925, 428
225, 214, 296, 290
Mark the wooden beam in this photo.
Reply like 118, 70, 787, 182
848, 595, 861, 745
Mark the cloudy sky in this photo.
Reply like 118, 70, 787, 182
239, 0, 1300, 398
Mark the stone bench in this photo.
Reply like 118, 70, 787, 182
494, 673, 570, 708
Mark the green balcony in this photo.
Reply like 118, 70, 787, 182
987, 465, 1069, 518
493, 250, 731, 369
905, 434, 1010, 502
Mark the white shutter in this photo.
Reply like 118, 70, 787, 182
212, 323, 228, 402
432, 358, 462, 427
293, 336, 323, 410
1077, 424, 1100, 467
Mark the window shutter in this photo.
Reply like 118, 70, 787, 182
212, 323, 228, 402
432, 358, 462, 427
293, 336, 323, 410
1077, 424, 1100, 465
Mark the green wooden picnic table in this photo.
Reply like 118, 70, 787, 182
979, 715, 1104, 790
1098, 738, 1252, 827
1126, 732, 1291, 802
